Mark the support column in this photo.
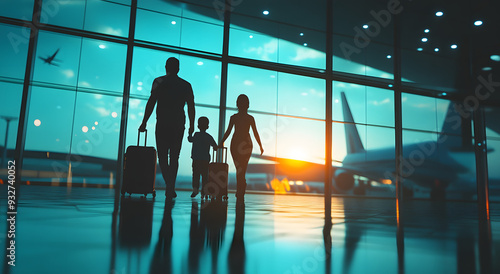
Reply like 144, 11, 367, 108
393, 9, 403, 215
14, 0, 42, 186
474, 105, 492, 273
324, 0, 334, 228
393, 9, 405, 274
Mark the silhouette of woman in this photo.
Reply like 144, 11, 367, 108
220, 94, 264, 199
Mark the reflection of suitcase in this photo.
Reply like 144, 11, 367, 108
205, 147, 228, 200
122, 130, 157, 198
119, 198, 154, 247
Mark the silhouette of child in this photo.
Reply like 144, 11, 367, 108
188, 116, 217, 198
220, 94, 264, 199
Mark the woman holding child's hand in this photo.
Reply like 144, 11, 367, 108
219, 94, 263, 199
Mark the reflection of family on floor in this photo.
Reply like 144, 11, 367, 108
139, 57, 264, 201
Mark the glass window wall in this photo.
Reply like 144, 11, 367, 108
0, 0, 495, 200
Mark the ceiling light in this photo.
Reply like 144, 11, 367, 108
303, 43, 308, 46
197, 61, 204, 66
299, 32, 304, 36
386, 55, 392, 59
434, 48, 439, 52
171, 21, 177, 25
482, 67, 492, 71
435, 11, 443, 17
424, 29, 430, 33
98, 44, 106, 49
249, 35, 253, 38
263, 10, 269, 15
491, 55, 500, 62
421, 38, 428, 42
450, 44, 458, 49
474, 20, 483, 26
363, 24, 369, 29
417, 47, 423, 51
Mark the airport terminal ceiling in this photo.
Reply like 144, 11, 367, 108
184, 0, 500, 104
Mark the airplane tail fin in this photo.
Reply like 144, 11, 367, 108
438, 101, 473, 151
341, 92, 365, 154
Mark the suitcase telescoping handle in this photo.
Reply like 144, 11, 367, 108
137, 129, 147, 147
212, 147, 227, 163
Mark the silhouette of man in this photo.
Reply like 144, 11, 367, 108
139, 57, 195, 198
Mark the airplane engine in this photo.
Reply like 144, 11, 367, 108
333, 171, 355, 193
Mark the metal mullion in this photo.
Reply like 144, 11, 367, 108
14, 0, 42, 185
116, 0, 138, 202
218, 0, 231, 144
325, 0, 333, 228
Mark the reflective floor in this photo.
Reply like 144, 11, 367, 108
1, 185, 499, 274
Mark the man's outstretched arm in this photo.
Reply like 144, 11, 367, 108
139, 79, 160, 132
187, 98, 195, 135
139, 91, 157, 132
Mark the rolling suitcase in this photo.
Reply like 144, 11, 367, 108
122, 130, 157, 198
205, 147, 228, 200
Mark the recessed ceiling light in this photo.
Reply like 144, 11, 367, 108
424, 29, 430, 33
249, 35, 253, 38
363, 24, 369, 29
435, 11, 444, 17
197, 61, 204, 66
388, 84, 393, 88
421, 38, 428, 42
434, 48, 439, 52
474, 20, 483, 26
450, 44, 458, 49
171, 21, 177, 25
386, 55, 392, 59
263, 10, 269, 15
99, 44, 106, 49
491, 55, 500, 62
441, 92, 447, 96
299, 32, 304, 36
482, 67, 492, 71
417, 47, 423, 51
303, 43, 308, 46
